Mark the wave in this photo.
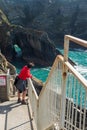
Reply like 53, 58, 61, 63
43, 67, 51, 71
72, 48, 87, 52
74, 65, 87, 79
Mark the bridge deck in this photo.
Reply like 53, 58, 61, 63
0, 97, 33, 130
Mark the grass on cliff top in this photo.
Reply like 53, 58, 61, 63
0, 9, 10, 25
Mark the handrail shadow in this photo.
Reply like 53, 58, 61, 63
0, 101, 24, 130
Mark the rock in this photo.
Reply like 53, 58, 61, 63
0, 8, 61, 66
0, 52, 16, 75
32, 76, 43, 95
0, 0, 87, 48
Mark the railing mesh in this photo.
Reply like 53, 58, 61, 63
38, 59, 63, 130
65, 69, 87, 130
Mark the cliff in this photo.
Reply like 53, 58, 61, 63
0, 52, 16, 75
0, 0, 86, 67
0, 0, 87, 48
0, 9, 60, 66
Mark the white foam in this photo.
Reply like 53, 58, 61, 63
74, 65, 87, 78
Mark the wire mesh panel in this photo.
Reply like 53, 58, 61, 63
64, 70, 87, 130
38, 58, 63, 130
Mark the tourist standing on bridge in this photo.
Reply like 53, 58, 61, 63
15, 62, 34, 104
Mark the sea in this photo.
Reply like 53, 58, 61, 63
12, 47, 87, 106
13, 47, 87, 83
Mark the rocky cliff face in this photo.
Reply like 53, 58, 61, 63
0, 0, 87, 48
0, 8, 60, 66
0, 52, 16, 75
0, 0, 87, 67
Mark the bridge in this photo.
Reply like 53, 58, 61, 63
0, 35, 87, 130
0, 96, 34, 130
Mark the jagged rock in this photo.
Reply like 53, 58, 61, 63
0, 52, 16, 75
0, 0, 85, 66
0, 9, 61, 66
32, 76, 43, 95
0, 0, 87, 48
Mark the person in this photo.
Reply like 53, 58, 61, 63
15, 62, 34, 104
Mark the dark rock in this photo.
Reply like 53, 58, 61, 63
0, 52, 16, 75
32, 76, 43, 96
0, 0, 87, 48
0, 8, 61, 66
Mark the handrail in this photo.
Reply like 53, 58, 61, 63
65, 35, 87, 47
28, 78, 39, 100
28, 35, 87, 130
64, 35, 87, 61
29, 54, 87, 130
28, 78, 39, 129
65, 61, 87, 89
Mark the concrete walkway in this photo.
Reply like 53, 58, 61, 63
0, 97, 33, 130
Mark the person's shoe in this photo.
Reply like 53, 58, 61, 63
21, 100, 28, 105
17, 98, 21, 103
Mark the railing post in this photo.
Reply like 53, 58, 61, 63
64, 35, 69, 62
60, 35, 69, 129
6, 69, 10, 100
60, 66, 67, 129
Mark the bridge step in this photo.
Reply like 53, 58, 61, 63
0, 97, 33, 130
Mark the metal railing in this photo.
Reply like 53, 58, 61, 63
28, 35, 87, 130
28, 77, 39, 129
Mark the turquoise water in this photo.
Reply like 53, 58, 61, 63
13, 48, 87, 106
12, 60, 50, 82
59, 48, 87, 79
31, 67, 50, 82
13, 48, 87, 82
12, 47, 87, 108
59, 48, 87, 107
12, 45, 50, 82
13, 42, 87, 82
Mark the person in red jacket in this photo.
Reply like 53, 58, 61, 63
16, 62, 34, 104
